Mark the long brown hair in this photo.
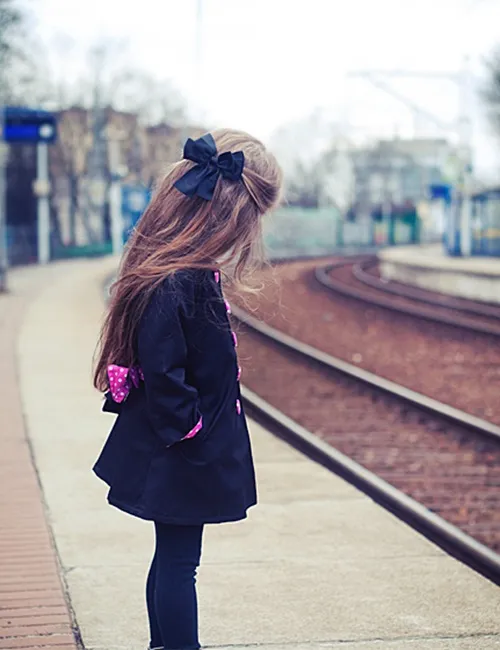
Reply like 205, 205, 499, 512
94, 128, 283, 392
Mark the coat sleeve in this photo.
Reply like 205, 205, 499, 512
137, 274, 203, 447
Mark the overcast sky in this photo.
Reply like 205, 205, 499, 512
32, 0, 500, 177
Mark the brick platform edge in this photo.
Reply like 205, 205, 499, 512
0, 276, 80, 650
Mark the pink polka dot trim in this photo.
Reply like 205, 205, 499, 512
181, 416, 203, 440
107, 364, 144, 403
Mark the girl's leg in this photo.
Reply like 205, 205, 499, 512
146, 552, 163, 650
153, 522, 204, 650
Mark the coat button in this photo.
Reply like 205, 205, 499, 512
236, 399, 241, 415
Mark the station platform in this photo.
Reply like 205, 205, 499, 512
379, 244, 500, 304
2, 258, 500, 650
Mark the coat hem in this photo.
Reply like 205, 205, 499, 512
106, 493, 256, 525
93, 463, 111, 486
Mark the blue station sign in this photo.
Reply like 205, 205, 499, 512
3, 107, 57, 144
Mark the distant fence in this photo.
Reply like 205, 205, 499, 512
263, 207, 421, 259
263, 207, 341, 258
6, 224, 113, 266
7, 207, 424, 266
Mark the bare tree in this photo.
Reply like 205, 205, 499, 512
2, 21, 188, 252
270, 110, 347, 208
116, 71, 186, 126
0, 0, 23, 95
80, 40, 186, 125
49, 107, 93, 245
0, 0, 51, 106
286, 161, 322, 208
37, 37, 187, 246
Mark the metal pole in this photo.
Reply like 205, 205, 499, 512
460, 161, 473, 256
108, 137, 123, 256
195, 0, 203, 95
0, 105, 8, 291
448, 188, 459, 254
179, 0, 203, 153
37, 142, 50, 264
109, 181, 123, 255
458, 56, 473, 257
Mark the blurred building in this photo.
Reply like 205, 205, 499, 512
275, 135, 457, 219
350, 137, 456, 219
315, 138, 355, 212
48, 108, 201, 249
5, 105, 205, 263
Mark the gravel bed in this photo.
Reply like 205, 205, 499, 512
231, 259, 500, 425
234, 322, 500, 551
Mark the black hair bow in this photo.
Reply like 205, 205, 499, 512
174, 133, 245, 201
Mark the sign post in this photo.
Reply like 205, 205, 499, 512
0, 98, 7, 291
0, 141, 7, 292
35, 142, 51, 264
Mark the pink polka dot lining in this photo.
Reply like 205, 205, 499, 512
181, 416, 203, 440
107, 364, 144, 403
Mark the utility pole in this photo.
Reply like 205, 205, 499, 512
179, 1, 203, 154
184, 0, 203, 141
195, 0, 203, 97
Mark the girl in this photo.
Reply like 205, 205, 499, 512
93, 129, 283, 650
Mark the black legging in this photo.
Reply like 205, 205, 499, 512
146, 523, 204, 650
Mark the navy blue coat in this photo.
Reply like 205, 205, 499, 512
93, 269, 257, 525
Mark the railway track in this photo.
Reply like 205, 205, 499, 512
316, 257, 500, 337
231, 303, 500, 585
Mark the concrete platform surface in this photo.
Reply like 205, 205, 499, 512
379, 244, 500, 275
379, 244, 500, 303
12, 258, 500, 650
